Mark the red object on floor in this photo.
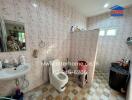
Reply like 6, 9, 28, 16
78, 61, 88, 72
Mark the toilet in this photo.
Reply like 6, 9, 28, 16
49, 59, 68, 92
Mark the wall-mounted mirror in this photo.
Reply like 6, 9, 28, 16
0, 19, 26, 52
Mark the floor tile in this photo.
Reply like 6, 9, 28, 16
24, 70, 125, 100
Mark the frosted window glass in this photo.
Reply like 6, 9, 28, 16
106, 29, 117, 36
99, 30, 105, 36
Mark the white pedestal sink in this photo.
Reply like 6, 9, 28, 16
0, 64, 30, 80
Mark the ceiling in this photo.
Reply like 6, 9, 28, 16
64, 0, 132, 17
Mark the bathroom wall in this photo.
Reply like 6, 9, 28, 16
87, 6, 132, 72
69, 30, 99, 84
0, 0, 86, 96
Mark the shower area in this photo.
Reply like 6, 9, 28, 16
69, 30, 99, 85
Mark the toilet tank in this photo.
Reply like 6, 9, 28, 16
51, 59, 62, 74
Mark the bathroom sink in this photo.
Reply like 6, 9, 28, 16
0, 64, 30, 80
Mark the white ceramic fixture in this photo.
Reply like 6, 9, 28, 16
49, 59, 68, 92
0, 64, 30, 80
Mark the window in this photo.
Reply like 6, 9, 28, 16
106, 29, 117, 36
18, 32, 25, 42
99, 30, 105, 36
99, 28, 117, 36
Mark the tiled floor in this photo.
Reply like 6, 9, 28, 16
24, 70, 125, 100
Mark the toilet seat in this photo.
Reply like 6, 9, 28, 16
53, 72, 68, 85
56, 72, 68, 81
57, 72, 67, 80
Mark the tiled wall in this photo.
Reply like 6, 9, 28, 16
0, 0, 86, 96
69, 30, 99, 84
87, 6, 132, 72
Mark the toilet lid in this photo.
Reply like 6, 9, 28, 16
51, 59, 62, 74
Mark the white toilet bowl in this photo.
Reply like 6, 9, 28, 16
49, 59, 68, 92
